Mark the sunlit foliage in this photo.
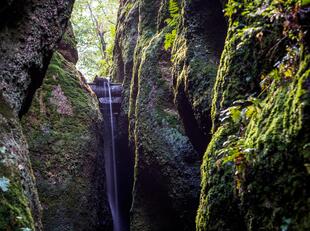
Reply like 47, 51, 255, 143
71, 0, 118, 81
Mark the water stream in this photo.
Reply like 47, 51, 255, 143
103, 80, 121, 231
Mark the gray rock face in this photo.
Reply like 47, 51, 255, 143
0, 0, 75, 115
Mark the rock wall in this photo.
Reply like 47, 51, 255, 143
0, 1, 74, 230
0, 102, 42, 230
0, 0, 75, 115
114, 0, 309, 230
196, 1, 310, 230
22, 24, 112, 230
172, 0, 227, 153
114, 0, 202, 230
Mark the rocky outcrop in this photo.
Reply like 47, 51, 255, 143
0, 1, 74, 230
0, 0, 75, 116
113, 0, 201, 230
22, 27, 112, 230
196, 1, 310, 230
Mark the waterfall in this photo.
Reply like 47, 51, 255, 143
103, 80, 121, 231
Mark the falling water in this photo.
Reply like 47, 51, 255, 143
103, 80, 121, 231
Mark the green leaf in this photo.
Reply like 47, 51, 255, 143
229, 106, 241, 123
245, 105, 256, 119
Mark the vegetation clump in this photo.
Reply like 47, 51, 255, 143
164, 0, 180, 50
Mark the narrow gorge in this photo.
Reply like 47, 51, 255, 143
0, 0, 309, 231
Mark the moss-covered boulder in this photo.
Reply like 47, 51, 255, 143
196, 1, 310, 230
22, 49, 112, 230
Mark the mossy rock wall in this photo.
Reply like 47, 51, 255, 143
114, 0, 201, 230
22, 51, 112, 231
196, 0, 310, 230
114, 0, 310, 230
172, 0, 227, 154
130, 33, 200, 231
0, 2, 75, 230
0, 102, 42, 231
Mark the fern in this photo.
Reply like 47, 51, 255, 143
164, 0, 180, 50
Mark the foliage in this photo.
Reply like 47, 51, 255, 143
301, 0, 310, 6
71, 0, 118, 80
164, 0, 180, 50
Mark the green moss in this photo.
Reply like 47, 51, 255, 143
212, 0, 300, 129
0, 167, 34, 230
197, 0, 310, 230
0, 114, 35, 230
155, 107, 180, 129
